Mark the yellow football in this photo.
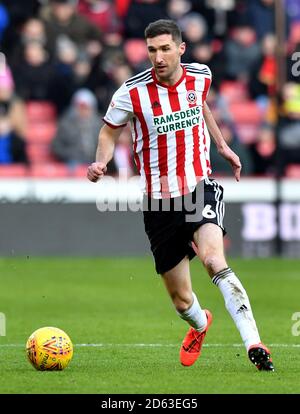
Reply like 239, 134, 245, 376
26, 327, 73, 371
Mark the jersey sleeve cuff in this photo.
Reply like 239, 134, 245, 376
103, 118, 127, 129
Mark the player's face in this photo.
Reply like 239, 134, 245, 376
146, 34, 186, 83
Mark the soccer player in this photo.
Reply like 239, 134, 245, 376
87, 19, 274, 371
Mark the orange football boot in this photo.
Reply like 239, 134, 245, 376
180, 309, 213, 367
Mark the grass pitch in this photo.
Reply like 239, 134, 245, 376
0, 257, 299, 394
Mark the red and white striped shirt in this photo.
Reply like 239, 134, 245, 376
103, 63, 212, 199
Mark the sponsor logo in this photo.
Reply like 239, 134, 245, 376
153, 106, 201, 134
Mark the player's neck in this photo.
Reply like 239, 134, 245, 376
156, 65, 183, 86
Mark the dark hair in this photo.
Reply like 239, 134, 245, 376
144, 19, 182, 44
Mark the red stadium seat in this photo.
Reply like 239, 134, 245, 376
26, 143, 56, 164
229, 101, 264, 124
220, 81, 249, 104
124, 39, 148, 66
25, 121, 57, 143
73, 164, 89, 177
235, 123, 260, 144
29, 163, 70, 178
0, 164, 28, 177
285, 164, 300, 178
26, 101, 57, 122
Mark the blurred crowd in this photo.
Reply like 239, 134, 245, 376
0, 0, 300, 178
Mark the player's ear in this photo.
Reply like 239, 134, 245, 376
179, 42, 186, 57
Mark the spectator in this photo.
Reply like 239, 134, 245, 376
71, 49, 115, 107
246, 0, 275, 40
109, 63, 133, 88
51, 89, 112, 168
1, 0, 42, 59
166, 0, 192, 21
179, 12, 209, 61
12, 40, 55, 102
0, 113, 28, 164
7, 17, 47, 68
190, 40, 225, 89
51, 36, 79, 115
224, 23, 261, 82
124, 0, 167, 38
21, 17, 46, 44
40, 0, 103, 60
206, 85, 232, 124
12, 35, 77, 116
249, 123, 276, 175
243, 0, 290, 41
249, 33, 277, 105
77, 0, 123, 46
72, 50, 94, 88
0, 66, 27, 138
277, 82, 300, 174
210, 121, 254, 176
191, 0, 236, 38
114, 0, 131, 19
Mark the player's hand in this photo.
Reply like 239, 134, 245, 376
218, 145, 242, 181
87, 162, 107, 182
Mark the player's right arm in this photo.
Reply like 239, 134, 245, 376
87, 81, 133, 183
87, 124, 124, 182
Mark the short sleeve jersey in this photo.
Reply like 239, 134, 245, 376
104, 63, 212, 199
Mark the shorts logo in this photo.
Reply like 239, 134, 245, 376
186, 90, 197, 104
110, 101, 115, 108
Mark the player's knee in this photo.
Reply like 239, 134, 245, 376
202, 252, 226, 276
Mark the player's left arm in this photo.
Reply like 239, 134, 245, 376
203, 102, 242, 181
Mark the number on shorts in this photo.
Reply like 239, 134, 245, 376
202, 204, 216, 219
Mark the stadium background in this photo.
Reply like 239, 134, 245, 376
0, 0, 300, 395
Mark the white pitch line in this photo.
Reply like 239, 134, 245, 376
0, 343, 300, 348
75, 343, 300, 348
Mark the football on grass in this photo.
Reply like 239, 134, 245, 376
26, 327, 73, 371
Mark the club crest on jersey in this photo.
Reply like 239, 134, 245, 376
186, 90, 197, 104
